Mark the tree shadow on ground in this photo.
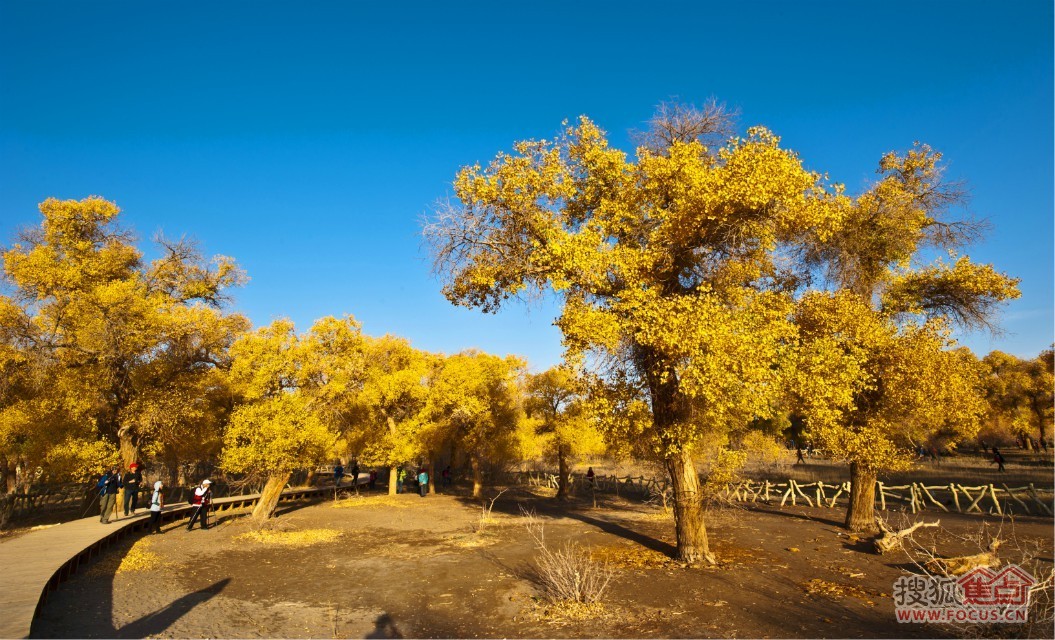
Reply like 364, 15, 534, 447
746, 505, 846, 529
114, 578, 231, 638
455, 488, 678, 558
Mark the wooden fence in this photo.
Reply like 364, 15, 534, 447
508, 471, 1055, 517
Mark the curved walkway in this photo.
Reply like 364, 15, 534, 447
0, 485, 345, 639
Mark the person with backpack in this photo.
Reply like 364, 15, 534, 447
122, 462, 143, 516
149, 481, 165, 534
187, 479, 213, 530
97, 468, 121, 524
417, 469, 429, 497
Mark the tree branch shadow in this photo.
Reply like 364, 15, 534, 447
114, 578, 231, 638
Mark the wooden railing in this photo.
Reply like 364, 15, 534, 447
507, 471, 1055, 517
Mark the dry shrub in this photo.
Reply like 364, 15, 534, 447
236, 528, 342, 546
523, 510, 614, 604
473, 489, 508, 533
535, 541, 614, 603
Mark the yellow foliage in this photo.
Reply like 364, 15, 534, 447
331, 495, 412, 509
1, 196, 247, 479
345, 335, 433, 468
87, 537, 164, 577
423, 350, 527, 474
788, 291, 990, 473
236, 528, 342, 546
426, 112, 843, 470
222, 316, 365, 477
221, 394, 335, 475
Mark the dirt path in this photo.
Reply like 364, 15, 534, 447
31, 487, 1053, 638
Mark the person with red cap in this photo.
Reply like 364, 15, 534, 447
187, 479, 213, 530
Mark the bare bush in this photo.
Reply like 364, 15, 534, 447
522, 507, 614, 604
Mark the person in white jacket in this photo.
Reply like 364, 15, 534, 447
149, 481, 164, 534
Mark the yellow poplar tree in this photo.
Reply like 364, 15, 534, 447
524, 366, 605, 499
425, 105, 843, 563
791, 145, 1019, 533
347, 335, 433, 494
424, 350, 527, 498
1, 197, 247, 480
222, 316, 365, 520
981, 349, 1055, 449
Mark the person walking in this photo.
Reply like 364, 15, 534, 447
122, 462, 143, 516
187, 479, 213, 530
149, 481, 164, 534
333, 462, 345, 487
417, 469, 429, 497
992, 447, 1006, 472
396, 467, 406, 494
98, 468, 121, 524
585, 467, 595, 488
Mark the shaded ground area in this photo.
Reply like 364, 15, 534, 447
32, 486, 1054, 639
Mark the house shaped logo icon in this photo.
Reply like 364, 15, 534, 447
957, 565, 1035, 607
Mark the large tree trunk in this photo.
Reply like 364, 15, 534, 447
164, 450, 180, 488
556, 444, 570, 500
385, 414, 400, 495
252, 472, 291, 521
845, 463, 879, 533
471, 456, 483, 499
1, 457, 12, 494
666, 448, 714, 565
118, 426, 139, 469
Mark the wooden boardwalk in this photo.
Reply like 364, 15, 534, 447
0, 486, 340, 639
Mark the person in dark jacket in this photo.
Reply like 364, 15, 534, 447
187, 479, 213, 530
122, 462, 143, 516
992, 447, 1006, 472
98, 468, 121, 524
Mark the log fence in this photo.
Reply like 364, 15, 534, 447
506, 471, 1054, 517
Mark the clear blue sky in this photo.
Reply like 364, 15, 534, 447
1, 0, 1052, 370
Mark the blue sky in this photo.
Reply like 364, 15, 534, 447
1, 0, 1051, 370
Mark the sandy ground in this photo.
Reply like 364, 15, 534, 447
30, 486, 1054, 639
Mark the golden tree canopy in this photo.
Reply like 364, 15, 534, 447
426, 117, 845, 457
